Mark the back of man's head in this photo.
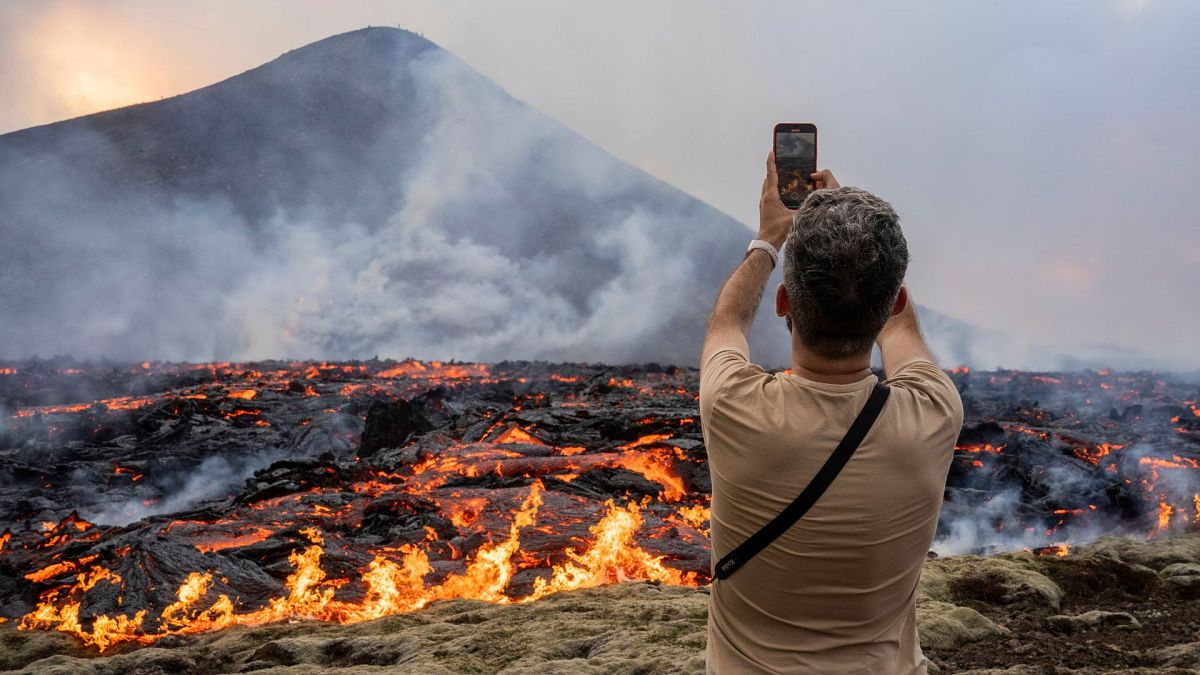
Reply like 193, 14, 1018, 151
782, 187, 909, 359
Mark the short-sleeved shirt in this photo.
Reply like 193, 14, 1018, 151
699, 347, 963, 674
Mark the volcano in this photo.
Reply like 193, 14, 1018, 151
0, 27, 788, 366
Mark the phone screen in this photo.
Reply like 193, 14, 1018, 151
774, 126, 817, 209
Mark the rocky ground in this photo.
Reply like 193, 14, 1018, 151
3, 533, 1198, 674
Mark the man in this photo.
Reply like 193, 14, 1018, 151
699, 151, 963, 673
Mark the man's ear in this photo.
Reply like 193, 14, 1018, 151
775, 284, 789, 317
891, 285, 908, 316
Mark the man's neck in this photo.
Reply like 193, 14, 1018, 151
789, 343, 873, 385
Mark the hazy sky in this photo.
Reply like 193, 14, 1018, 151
1, 0, 1197, 367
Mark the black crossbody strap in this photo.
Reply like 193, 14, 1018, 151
714, 382, 890, 580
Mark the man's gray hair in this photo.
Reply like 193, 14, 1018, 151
781, 187, 909, 358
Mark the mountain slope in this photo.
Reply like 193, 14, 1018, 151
0, 27, 790, 366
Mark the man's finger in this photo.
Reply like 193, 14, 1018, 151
766, 150, 778, 190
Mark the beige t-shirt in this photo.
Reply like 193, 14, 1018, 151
699, 347, 963, 674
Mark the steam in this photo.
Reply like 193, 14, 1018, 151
78, 452, 284, 527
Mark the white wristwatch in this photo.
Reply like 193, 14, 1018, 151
746, 239, 779, 268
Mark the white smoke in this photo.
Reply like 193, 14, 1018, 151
78, 452, 284, 527
0, 41, 773, 367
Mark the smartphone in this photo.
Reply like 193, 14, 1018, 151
773, 123, 818, 209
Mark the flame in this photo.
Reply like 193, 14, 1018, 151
16, 483, 705, 651
528, 499, 697, 600
19, 564, 147, 652
676, 504, 711, 532
1152, 500, 1174, 536
613, 448, 688, 502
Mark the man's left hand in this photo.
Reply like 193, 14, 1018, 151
759, 151, 793, 250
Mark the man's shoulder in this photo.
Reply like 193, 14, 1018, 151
699, 347, 770, 420
883, 357, 965, 426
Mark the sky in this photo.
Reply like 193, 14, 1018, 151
0, 0, 1197, 367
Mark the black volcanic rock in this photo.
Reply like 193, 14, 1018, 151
359, 398, 433, 456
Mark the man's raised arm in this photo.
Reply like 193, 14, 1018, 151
875, 286, 938, 379
700, 151, 796, 367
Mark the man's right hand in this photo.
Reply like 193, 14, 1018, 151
810, 169, 840, 190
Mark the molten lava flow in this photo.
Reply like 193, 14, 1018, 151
6, 359, 1196, 652
613, 447, 688, 502
673, 504, 711, 535
493, 425, 545, 445
956, 443, 1006, 454
1073, 443, 1125, 466
15, 482, 704, 651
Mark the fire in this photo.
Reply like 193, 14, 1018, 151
613, 448, 688, 502
1035, 544, 1071, 558
676, 504, 711, 532
227, 388, 257, 400
1151, 500, 1174, 536
528, 498, 697, 600
19, 565, 147, 652
17, 483, 704, 651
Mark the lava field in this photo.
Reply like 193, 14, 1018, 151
0, 359, 1196, 651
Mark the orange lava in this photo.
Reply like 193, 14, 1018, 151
17, 483, 701, 651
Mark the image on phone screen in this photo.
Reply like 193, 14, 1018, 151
775, 129, 816, 209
